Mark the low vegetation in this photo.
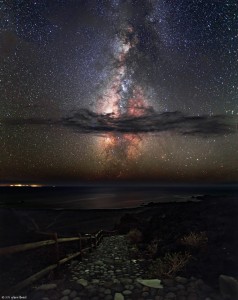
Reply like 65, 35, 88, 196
180, 231, 208, 248
148, 252, 192, 278
145, 238, 159, 259
126, 228, 143, 244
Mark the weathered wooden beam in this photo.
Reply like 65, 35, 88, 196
0, 236, 92, 256
1, 229, 118, 295
95, 230, 103, 238
3, 264, 58, 295
58, 237, 79, 243
58, 251, 82, 265
3, 250, 87, 295
58, 236, 89, 243
81, 247, 91, 253
0, 240, 56, 256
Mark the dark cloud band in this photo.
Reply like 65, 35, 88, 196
4, 108, 236, 137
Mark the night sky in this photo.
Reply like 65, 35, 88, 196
1, 0, 238, 184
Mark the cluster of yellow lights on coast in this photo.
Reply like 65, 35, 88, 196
8, 184, 43, 187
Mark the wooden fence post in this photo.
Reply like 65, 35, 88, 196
90, 235, 93, 252
97, 233, 99, 247
98, 230, 103, 245
78, 233, 82, 260
53, 232, 59, 266
0, 229, 118, 294
85, 234, 92, 252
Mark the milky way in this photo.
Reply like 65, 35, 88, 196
96, 24, 148, 176
0, 0, 238, 184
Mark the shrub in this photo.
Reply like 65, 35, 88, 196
180, 232, 208, 248
128, 244, 141, 259
127, 228, 143, 244
148, 252, 192, 278
145, 239, 159, 259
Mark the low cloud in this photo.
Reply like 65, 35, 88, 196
4, 108, 236, 137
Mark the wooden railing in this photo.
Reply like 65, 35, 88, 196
0, 229, 117, 294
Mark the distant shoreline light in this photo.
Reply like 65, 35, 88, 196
4, 184, 44, 187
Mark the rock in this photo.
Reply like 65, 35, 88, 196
109, 270, 114, 275
175, 283, 185, 289
219, 275, 238, 300
36, 283, 57, 290
104, 258, 114, 264
134, 281, 142, 289
70, 282, 83, 291
87, 287, 98, 297
137, 279, 163, 289
72, 298, 81, 300
77, 279, 88, 287
155, 297, 163, 300
157, 288, 164, 296
104, 281, 113, 289
133, 288, 141, 295
124, 284, 134, 290
113, 279, 120, 284
142, 291, 150, 297
105, 296, 113, 300
99, 287, 105, 293
166, 292, 176, 299
112, 283, 124, 292
187, 286, 196, 293
199, 283, 213, 293
115, 259, 123, 264
95, 260, 104, 265
92, 279, 100, 284
187, 293, 198, 300
175, 277, 188, 284
194, 279, 204, 287
71, 260, 78, 266
60, 297, 69, 300
150, 288, 157, 296
28, 291, 45, 300
114, 293, 124, 300
163, 279, 174, 287
104, 289, 111, 295
62, 289, 71, 296
69, 291, 77, 298
177, 290, 186, 297
122, 290, 132, 295
167, 286, 178, 292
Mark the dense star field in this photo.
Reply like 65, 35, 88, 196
0, 0, 238, 184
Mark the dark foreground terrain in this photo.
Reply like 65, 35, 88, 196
0, 197, 237, 296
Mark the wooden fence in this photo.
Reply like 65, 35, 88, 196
0, 229, 117, 295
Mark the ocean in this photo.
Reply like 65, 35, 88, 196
0, 185, 237, 209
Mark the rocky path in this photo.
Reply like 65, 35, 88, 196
29, 235, 222, 300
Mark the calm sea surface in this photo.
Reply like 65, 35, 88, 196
0, 185, 237, 209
